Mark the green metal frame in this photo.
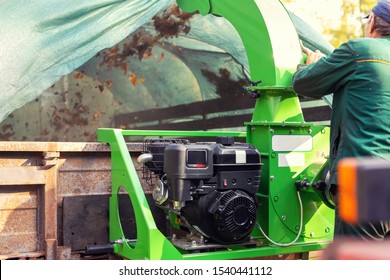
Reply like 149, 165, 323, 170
98, 129, 330, 260
97, 0, 334, 259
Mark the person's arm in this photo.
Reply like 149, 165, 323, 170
292, 42, 357, 99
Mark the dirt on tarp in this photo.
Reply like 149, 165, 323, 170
98, 5, 196, 75
201, 68, 248, 99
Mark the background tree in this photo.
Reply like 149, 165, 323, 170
282, 0, 377, 48
324, 0, 377, 47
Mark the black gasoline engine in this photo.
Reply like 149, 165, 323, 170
138, 137, 261, 244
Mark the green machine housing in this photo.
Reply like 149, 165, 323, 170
97, 0, 334, 260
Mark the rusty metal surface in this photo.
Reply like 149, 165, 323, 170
0, 186, 40, 256
0, 251, 44, 260
57, 246, 72, 260
0, 167, 46, 185
62, 195, 110, 251
0, 141, 144, 259
57, 156, 112, 196
0, 141, 143, 152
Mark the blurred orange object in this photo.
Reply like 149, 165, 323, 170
322, 238, 390, 260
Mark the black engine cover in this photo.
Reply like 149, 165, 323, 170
181, 189, 257, 244
145, 137, 261, 244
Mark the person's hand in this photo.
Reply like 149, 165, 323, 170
301, 43, 326, 65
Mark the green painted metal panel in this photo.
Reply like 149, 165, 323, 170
246, 123, 333, 245
98, 129, 183, 260
121, 130, 246, 138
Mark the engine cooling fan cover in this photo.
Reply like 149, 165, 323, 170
211, 190, 257, 242
182, 190, 257, 244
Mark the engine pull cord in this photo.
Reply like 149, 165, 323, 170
256, 190, 303, 247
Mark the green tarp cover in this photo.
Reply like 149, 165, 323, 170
0, 0, 333, 123
0, 0, 171, 122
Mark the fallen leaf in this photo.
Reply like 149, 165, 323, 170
129, 74, 139, 86
74, 72, 84, 80
158, 52, 165, 62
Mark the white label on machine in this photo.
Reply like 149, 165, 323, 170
278, 153, 305, 167
235, 150, 246, 164
272, 135, 313, 152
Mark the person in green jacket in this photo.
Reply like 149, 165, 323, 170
292, 0, 390, 240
